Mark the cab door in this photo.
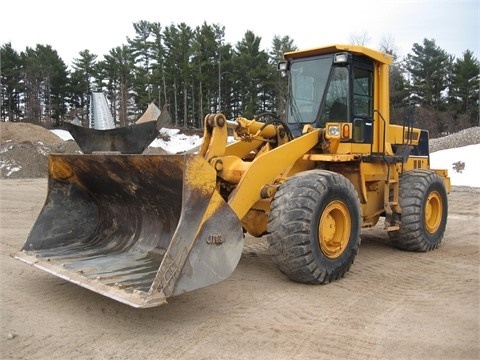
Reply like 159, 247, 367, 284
352, 64, 374, 144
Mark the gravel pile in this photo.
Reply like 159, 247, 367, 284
429, 126, 480, 153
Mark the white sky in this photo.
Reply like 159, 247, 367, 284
51, 128, 479, 188
1, 0, 478, 66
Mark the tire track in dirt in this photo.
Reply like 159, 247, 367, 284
215, 193, 479, 359
1, 180, 479, 359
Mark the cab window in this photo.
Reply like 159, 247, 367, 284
353, 67, 373, 116
318, 66, 349, 125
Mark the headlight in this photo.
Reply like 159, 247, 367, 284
334, 52, 351, 64
327, 125, 340, 137
277, 61, 289, 72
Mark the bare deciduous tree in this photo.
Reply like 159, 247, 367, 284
349, 31, 371, 47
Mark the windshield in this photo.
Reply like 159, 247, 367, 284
286, 56, 332, 125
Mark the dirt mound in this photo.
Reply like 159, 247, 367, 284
1, 141, 49, 178
1, 140, 81, 179
1, 122, 81, 179
0, 122, 65, 145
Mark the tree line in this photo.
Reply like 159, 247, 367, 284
1, 20, 478, 136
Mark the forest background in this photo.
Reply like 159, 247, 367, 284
1, 21, 479, 136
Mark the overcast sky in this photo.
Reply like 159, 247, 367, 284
1, 0, 478, 66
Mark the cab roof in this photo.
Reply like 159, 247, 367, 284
283, 44, 393, 65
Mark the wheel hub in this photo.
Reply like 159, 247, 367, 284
425, 190, 442, 234
319, 200, 351, 259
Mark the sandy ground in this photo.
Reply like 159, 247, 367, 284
0, 179, 479, 360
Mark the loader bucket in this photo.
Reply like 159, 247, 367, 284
14, 153, 244, 308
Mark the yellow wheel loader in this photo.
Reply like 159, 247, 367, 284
14, 44, 450, 308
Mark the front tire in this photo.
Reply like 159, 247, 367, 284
388, 169, 448, 251
267, 170, 361, 284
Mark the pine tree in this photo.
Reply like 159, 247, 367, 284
269, 35, 297, 119
1, 43, 23, 122
404, 38, 452, 133
128, 20, 156, 116
405, 39, 451, 108
71, 49, 98, 125
98, 45, 135, 127
234, 31, 271, 118
450, 50, 479, 127
20, 44, 68, 126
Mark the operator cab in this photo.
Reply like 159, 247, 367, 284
278, 48, 374, 143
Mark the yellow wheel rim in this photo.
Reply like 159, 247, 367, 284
319, 200, 351, 259
425, 190, 443, 234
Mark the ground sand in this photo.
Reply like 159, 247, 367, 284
0, 179, 479, 360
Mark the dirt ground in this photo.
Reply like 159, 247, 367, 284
0, 179, 478, 360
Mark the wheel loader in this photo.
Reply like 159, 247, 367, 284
14, 44, 450, 308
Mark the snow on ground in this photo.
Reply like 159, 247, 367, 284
430, 144, 480, 188
49, 129, 480, 188
50, 129, 73, 141
150, 128, 203, 153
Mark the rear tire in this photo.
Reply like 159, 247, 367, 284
388, 169, 448, 251
267, 170, 361, 284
